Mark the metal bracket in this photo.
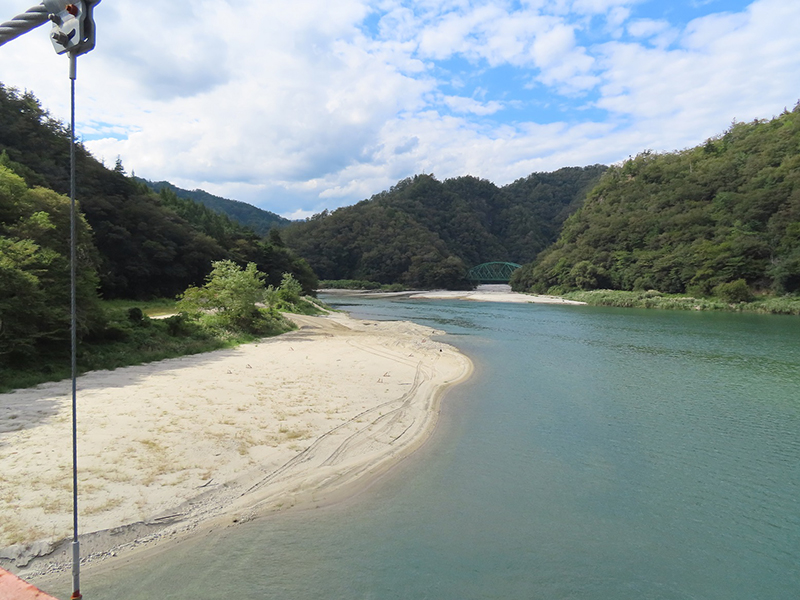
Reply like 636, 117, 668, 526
43, 0, 101, 56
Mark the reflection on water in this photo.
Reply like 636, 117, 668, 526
59, 297, 800, 600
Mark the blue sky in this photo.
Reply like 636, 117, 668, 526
1, 0, 798, 218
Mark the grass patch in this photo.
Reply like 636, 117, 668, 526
100, 297, 179, 317
82, 496, 124, 516
562, 289, 800, 315
0, 301, 296, 393
0, 521, 50, 547
278, 424, 309, 440
279, 296, 331, 315
319, 279, 407, 292
40, 496, 69, 514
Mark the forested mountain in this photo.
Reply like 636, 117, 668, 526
511, 104, 800, 297
136, 178, 290, 235
283, 166, 606, 288
0, 84, 316, 303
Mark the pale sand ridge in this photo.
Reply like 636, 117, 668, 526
0, 312, 471, 576
409, 290, 586, 304
320, 285, 586, 305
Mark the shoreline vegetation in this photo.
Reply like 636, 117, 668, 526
5, 280, 795, 396
320, 286, 586, 305
561, 289, 800, 315
320, 282, 800, 314
318, 279, 408, 292
0, 311, 472, 584
0, 264, 322, 395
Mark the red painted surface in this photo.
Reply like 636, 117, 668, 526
0, 568, 60, 600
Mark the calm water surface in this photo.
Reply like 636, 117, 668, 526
54, 298, 800, 599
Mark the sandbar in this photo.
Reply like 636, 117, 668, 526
407, 290, 586, 304
0, 312, 471, 579
321, 284, 586, 305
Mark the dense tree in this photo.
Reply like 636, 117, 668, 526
1, 84, 219, 298
139, 178, 289, 235
495, 167, 607, 263
283, 167, 606, 288
284, 195, 467, 288
178, 260, 271, 332
511, 105, 800, 297
0, 165, 102, 366
0, 84, 317, 299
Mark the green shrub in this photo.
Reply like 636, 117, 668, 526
178, 260, 269, 332
713, 279, 753, 303
164, 314, 191, 336
101, 324, 130, 342
381, 283, 406, 292
277, 273, 303, 305
318, 279, 382, 290
127, 307, 144, 323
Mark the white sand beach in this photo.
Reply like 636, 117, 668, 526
320, 284, 586, 305
408, 290, 586, 304
0, 312, 471, 577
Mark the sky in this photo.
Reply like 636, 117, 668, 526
1, 0, 799, 219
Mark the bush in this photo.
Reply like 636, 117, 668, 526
569, 261, 604, 290
318, 279, 382, 290
178, 260, 268, 332
100, 324, 129, 342
713, 279, 753, 303
769, 253, 800, 294
164, 314, 191, 336
127, 307, 144, 323
277, 273, 302, 305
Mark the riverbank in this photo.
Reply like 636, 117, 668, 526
562, 289, 800, 315
0, 312, 471, 582
320, 284, 586, 305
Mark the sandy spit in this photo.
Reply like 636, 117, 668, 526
319, 286, 586, 305
408, 290, 586, 304
0, 312, 471, 578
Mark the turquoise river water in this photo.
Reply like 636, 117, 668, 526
47, 297, 800, 599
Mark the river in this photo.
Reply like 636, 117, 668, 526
53, 297, 800, 599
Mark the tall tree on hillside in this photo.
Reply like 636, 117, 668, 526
0, 165, 102, 366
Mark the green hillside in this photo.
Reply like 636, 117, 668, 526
0, 84, 315, 302
512, 105, 800, 299
283, 166, 606, 288
1, 84, 319, 384
137, 178, 290, 235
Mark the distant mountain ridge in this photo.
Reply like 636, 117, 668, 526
135, 178, 290, 236
282, 166, 607, 288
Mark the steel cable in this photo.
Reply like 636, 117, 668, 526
0, 4, 49, 48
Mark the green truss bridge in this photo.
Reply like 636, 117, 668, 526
467, 261, 522, 285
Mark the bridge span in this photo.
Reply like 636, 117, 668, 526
467, 262, 522, 285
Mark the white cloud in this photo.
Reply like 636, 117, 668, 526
572, 0, 638, 13
626, 18, 678, 47
596, 0, 800, 134
283, 208, 317, 220
443, 95, 504, 115
531, 24, 577, 67
0, 0, 798, 217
